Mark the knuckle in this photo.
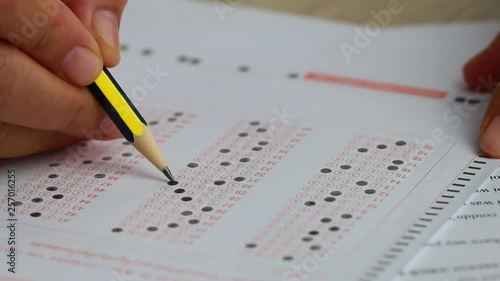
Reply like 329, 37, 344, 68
0, 44, 19, 110
65, 97, 87, 132
28, 13, 62, 53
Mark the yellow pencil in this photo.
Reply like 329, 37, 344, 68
87, 67, 175, 182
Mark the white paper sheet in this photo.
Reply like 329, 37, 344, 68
1, 1, 500, 280
394, 167, 500, 281
0, 47, 498, 280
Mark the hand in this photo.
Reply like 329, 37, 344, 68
0, 0, 127, 158
464, 34, 500, 158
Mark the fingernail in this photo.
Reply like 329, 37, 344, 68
93, 10, 119, 49
480, 115, 500, 156
62, 47, 102, 85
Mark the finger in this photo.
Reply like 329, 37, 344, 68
480, 84, 500, 158
0, 0, 103, 85
463, 34, 500, 92
0, 42, 121, 139
64, 0, 128, 67
0, 123, 78, 158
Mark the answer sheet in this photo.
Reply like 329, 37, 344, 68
395, 168, 500, 281
1, 0, 500, 280
1, 47, 498, 280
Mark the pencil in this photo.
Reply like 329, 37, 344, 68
87, 67, 175, 182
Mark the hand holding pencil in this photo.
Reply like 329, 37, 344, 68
0, 0, 127, 157
0, 0, 498, 163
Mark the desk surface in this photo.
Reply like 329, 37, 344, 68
200, 0, 499, 25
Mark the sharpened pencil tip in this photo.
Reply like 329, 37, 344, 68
163, 167, 176, 183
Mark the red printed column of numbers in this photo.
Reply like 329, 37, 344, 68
240, 135, 433, 262
3, 109, 196, 222
114, 120, 312, 246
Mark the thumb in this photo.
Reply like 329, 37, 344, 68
480, 85, 500, 158
463, 33, 500, 92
